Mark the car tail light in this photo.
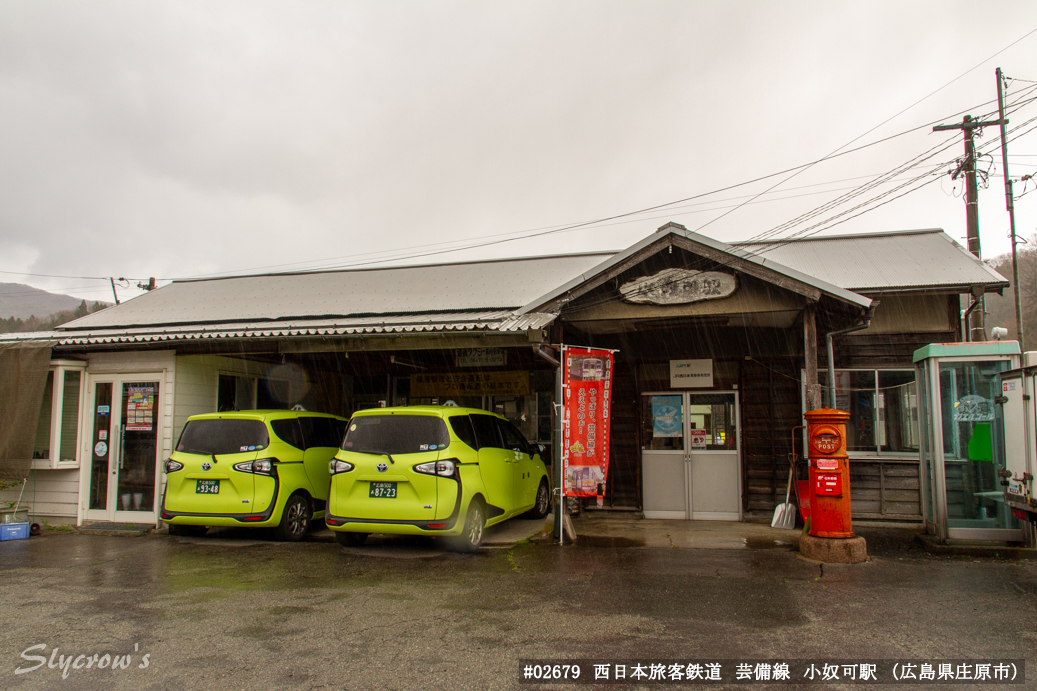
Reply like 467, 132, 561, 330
164, 459, 183, 473
233, 458, 276, 476
413, 459, 456, 477
427, 523, 447, 529
242, 516, 265, 522
329, 459, 355, 475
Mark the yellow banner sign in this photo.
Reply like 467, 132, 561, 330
411, 371, 529, 397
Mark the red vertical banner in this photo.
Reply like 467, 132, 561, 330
562, 346, 615, 498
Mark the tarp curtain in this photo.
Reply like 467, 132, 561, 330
0, 341, 57, 481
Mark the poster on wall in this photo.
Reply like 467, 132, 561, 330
652, 395, 683, 438
562, 346, 617, 498
125, 385, 156, 432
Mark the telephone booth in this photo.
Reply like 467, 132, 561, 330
913, 342, 1024, 542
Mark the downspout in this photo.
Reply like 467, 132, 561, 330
962, 298, 981, 343
826, 308, 875, 409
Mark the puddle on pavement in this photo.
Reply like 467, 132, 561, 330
742, 537, 795, 550
575, 536, 646, 548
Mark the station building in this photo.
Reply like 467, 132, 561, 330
0, 224, 1007, 528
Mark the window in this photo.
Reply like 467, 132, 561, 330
449, 415, 479, 450
33, 361, 85, 468
299, 417, 347, 449
217, 375, 256, 412
496, 418, 530, 455
810, 369, 919, 455
216, 373, 298, 411
341, 415, 450, 455
470, 414, 503, 450
176, 419, 270, 455
270, 418, 305, 449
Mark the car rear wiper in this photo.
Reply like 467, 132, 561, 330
351, 450, 395, 464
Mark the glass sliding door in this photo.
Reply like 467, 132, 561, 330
82, 374, 163, 523
641, 391, 741, 520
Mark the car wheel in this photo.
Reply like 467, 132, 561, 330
168, 523, 208, 537
334, 531, 368, 547
524, 480, 551, 520
274, 494, 311, 542
447, 499, 485, 553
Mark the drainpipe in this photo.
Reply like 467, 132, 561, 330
826, 309, 875, 409
962, 297, 981, 343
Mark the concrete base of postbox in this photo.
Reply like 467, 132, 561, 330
799, 534, 868, 564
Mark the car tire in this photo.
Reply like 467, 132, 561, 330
274, 494, 311, 542
446, 499, 485, 553
168, 523, 208, 537
524, 480, 551, 520
334, 531, 368, 547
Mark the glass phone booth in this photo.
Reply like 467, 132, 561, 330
913, 342, 1023, 542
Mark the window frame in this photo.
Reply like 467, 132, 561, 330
33, 359, 87, 470
801, 366, 918, 458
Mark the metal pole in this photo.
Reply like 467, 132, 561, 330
554, 346, 564, 544
996, 67, 1025, 344
826, 318, 873, 409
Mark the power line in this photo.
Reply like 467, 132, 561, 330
168, 93, 1027, 280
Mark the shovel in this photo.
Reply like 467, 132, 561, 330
771, 464, 796, 530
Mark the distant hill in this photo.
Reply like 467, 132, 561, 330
0, 282, 93, 319
0, 283, 111, 334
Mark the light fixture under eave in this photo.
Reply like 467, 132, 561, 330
389, 355, 426, 370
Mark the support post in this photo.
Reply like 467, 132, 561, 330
934, 115, 1005, 341
554, 350, 564, 542
803, 303, 822, 411
996, 67, 1025, 344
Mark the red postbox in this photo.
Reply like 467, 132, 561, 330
804, 408, 853, 538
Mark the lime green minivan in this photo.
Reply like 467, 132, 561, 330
161, 411, 348, 541
325, 406, 552, 552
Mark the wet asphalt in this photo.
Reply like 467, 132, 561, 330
1, 527, 1035, 691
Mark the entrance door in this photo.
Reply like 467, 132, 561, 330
82, 374, 163, 523
641, 391, 740, 520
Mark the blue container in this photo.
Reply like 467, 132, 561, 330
0, 522, 30, 541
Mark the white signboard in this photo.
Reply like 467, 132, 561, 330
689, 429, 708, 448
670, 359, 713, 388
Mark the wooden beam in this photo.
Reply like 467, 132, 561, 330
669, 235, 823, 302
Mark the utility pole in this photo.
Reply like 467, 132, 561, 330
934, 114, 1004, 341
996, 67, 1024, 345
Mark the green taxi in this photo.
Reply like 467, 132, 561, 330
325, 406, 552, 552
161, 411, 348, 541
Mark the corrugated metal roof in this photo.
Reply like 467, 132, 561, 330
60, 253, 613, 331
0, 311, 557, 346
735, 229, 1007, 292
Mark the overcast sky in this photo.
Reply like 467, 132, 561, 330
2, 1, 1037, 305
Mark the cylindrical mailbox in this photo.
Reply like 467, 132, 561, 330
804, 408, 853, 538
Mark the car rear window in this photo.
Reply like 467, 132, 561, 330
342, 415, 450, 455
176, 419, 269, 455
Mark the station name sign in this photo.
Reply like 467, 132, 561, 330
670, 359, 713, 388
619, 268, 737, 305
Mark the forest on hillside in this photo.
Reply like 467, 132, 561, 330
986, 234, 1037, 351
0, 300, 108, 334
